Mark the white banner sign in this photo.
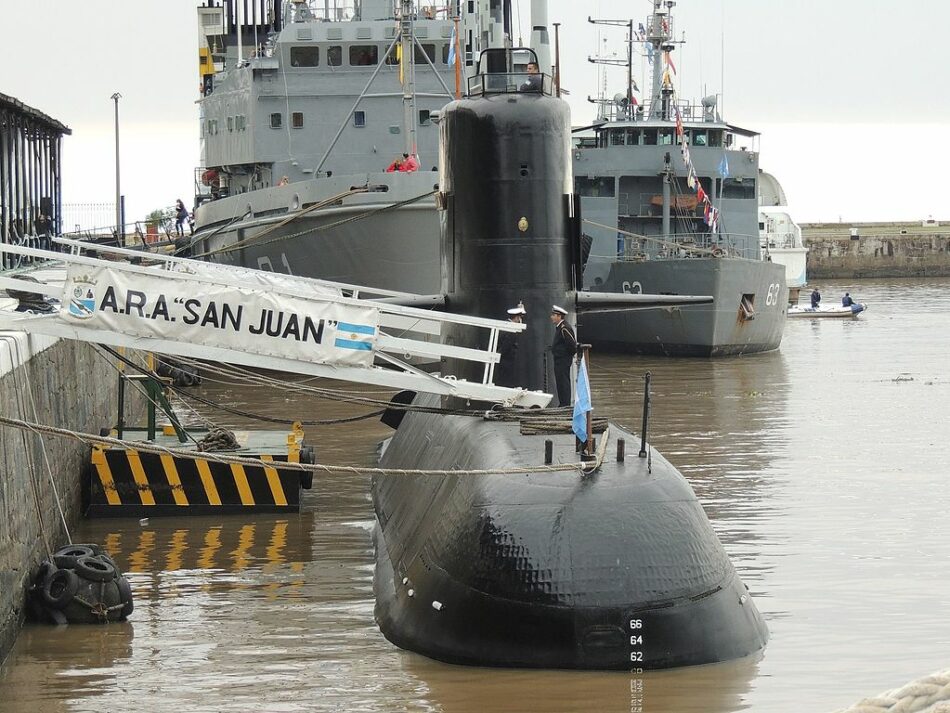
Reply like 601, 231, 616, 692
62, 265, 379, 367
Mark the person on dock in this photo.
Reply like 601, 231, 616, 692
550, 305, 577, 407
842, 292, 855, 307
810, 287, 821, 309
494, 303, 526, 388
174, 199, 189, 237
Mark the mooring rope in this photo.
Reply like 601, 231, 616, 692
833, 670, 950, 713
0, 414, 593, 476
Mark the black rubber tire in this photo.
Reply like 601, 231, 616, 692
53, 545, 95, 569
42, 569, 80, 609
116, 576, 134, 619
70, 543, 106, 556
74, 555, 117, 583
32, 561, 56, 589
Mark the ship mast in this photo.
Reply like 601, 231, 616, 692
646, 0, 676, 120
398, 0, 417, 156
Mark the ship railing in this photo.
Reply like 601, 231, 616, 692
595, 98, 718, 125
613, 232, 757, 261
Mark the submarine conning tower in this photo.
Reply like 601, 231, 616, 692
438, 48, 579, 393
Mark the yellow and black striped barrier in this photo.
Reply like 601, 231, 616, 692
87, 424, 314, 517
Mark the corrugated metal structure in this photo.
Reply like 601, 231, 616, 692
0, 92, 71, 265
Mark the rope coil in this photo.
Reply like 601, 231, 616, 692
833, 670, 950, 713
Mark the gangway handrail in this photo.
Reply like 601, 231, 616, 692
3, 242, 524, 334
0, 243, 549, 408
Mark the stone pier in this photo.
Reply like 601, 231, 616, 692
0, 335, 140, 663
803, 221, 950, 279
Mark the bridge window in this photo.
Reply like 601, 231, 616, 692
270, 112, 282, 128
292, 112, 304, 129
721, 177, 755, 199
691, 130, 707, 146
610, 129, 625, 146
575, 176, 615, 197
290, 46, 320, 67
414, 43, 435, 64
625, 129, 640, 145
419, 109, 431, 125
350, 45, 379, 65
707, 130, 723, 147
658, 129, 673, 145
327, 46, 342, 66
643, 129, 658, 145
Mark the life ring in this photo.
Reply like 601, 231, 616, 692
42, 569, 80, 609
116, 576, 134, 619
74, 555, 117, 583
53, 545, 95, 570
712, 248, 724, 257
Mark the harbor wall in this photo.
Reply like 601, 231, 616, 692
803, 221, 950, 279
0, 336, 138, 664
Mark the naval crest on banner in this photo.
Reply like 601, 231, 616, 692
67, 274, 98, 319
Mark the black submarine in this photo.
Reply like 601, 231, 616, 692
372, 49, 769, 670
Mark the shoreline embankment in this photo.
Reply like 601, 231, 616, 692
0, 336, 141, 663
803, 221, 949, 279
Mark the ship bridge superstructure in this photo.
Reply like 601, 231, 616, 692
575, 0, 764, 284
196, 0, 458, 198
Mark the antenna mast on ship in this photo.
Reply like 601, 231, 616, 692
646, 0, 679, 120
398, 0, 417, 156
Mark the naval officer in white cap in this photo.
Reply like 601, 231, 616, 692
495, 303, 526, 388
549, 305, 577, 406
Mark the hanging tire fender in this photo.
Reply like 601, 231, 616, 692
53, 545, 96, 570
74, 555, 118, 583
116, 576, 134, 619
42, 569, 80, 610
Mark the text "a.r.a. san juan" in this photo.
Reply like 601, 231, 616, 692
99, 287, 326, 343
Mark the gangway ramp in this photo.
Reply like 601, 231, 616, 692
0, 241, 550, 408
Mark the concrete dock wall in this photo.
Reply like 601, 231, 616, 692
0, 336, 137, 663
803, 222, 950, 279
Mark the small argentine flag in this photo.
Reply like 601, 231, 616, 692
572, 355, 593, 443
334, 321, 376, 351
447, 26, 457, 67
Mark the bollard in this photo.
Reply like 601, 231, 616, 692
617, 438, 625, 462
639, 372, 651, 458
544, 439, 553, 464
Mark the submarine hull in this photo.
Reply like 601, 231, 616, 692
372, 397, 769, 669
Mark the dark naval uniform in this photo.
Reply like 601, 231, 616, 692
495, 329, 519, 387
551, 315, 577, 406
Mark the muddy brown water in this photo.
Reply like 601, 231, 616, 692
1, 278, 949, 712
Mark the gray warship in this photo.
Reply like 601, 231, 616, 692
190, 0, 459, 293
575, 0, 787, 356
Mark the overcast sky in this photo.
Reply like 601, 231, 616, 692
3, 0, 949, 224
